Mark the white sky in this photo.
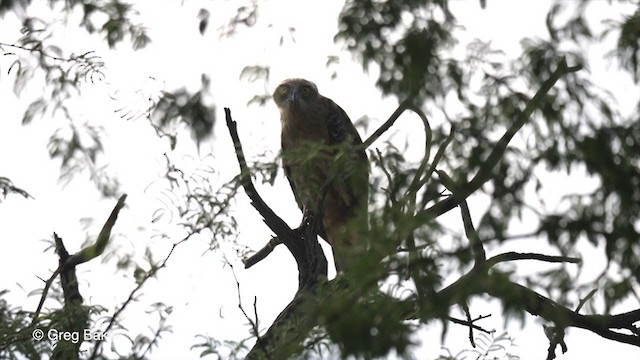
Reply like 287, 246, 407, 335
0, 0, 639, 359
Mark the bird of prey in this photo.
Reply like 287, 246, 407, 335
273, 78, 369, 273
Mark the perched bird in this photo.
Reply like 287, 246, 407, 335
273, 78, 369, 273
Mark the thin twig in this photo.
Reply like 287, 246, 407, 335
89, 235, 190, 360
29, 266, 61, 326
375, 148, 398, 205
0, 41, 103, 65
575, 288, 597, 313
229, 263, 270, 359
404, 103, 432, 203
419, 124, 455, 208
363, 99, 412, 148
447, 314, 492, 335
437, 169, 486, 264
462, 302, 476, 347
486, 252, 581, 267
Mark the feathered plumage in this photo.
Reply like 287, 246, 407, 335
273, 78, 368, 272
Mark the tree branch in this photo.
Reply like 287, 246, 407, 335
362, 99, 412, 149
419, 124, 455, 208
243, 236, 282, 269
406, 258, 640, 348
226, 108, 329, 359
65, 194, 127, 268
404, 103, 432, 203
414, 57, 582, 224
437, 169, 486, 265
225, 107, 327, 285
486, 252, 581, 266
30, 195, 127, 326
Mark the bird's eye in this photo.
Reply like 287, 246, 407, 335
301, 86, 311, 96
277, 85, 289, 95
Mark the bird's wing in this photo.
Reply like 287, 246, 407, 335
283, 142, 330, 240
323, 100, 369, 207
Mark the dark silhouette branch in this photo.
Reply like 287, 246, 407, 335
233, 58, 617, 359
66, 194, 127, 268
403, 254, 640, 348
31, 194, 127, 326
485, 280, 640, 347
419, 124, 455, 208
51, 234, 86, 360
414, 57, 583, 224
362, 98, 412, 148
225, 107, 327, 285
229, 263, 270, 359
243, 236, 282, 269
405, 103, 432, 203
225, 108, 329, 359
486, 252, 581, 266
437, 169, 486, 265
447, 314, 492, 335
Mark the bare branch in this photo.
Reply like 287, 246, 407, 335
447, 314, 492, 335
414, 57, 583, 224
66, 194, 127, 267
243, 236, 282, 269
575, 288, 598, 313
229, 263, 270, 359
224, 107, 327, 283
404, 103, 432, 203
29, 263, 61, 327
30, 195, 127, 326
374, 148, 398, 205
363, 99, 412, 148
486, 252, 581, 266
437, 169, 486, 264
419, 124, 455, 208
430, 268, 640, 348
226, 107, 329, 358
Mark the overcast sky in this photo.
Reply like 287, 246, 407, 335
1, 1, 639, 359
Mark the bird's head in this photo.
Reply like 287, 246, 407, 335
273, 78, 319, 112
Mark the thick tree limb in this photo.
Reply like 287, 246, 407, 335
51, 234, 86, 360
401, 256, 640, 347
225, 108, 327, 286
485, 280, 640, 347
225, 108, 329, 359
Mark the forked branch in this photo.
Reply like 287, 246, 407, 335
415, 57, 582, 224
